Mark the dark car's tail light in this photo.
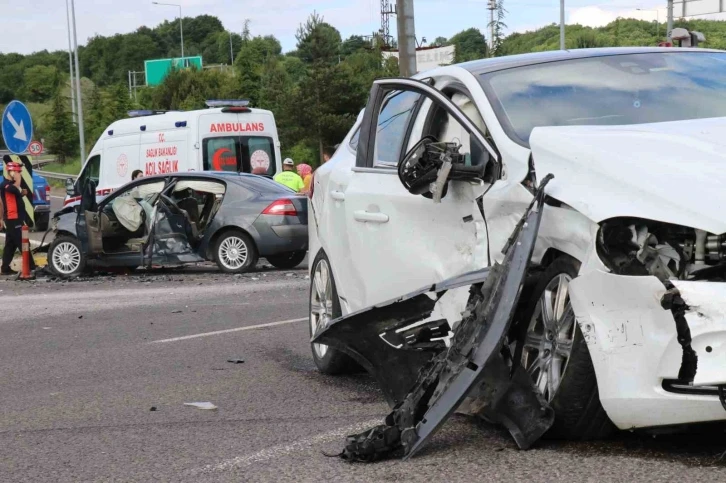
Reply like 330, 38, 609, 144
263, 199, 298, 216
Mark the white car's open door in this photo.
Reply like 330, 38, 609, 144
337, 77, 501, 312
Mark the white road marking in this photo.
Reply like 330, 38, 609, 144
149, 317, 308, 343
191, 418, 381, 474
50, 195, 66, 200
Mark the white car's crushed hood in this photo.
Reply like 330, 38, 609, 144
530, 117, 726, 234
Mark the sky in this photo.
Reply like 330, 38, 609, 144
1, 0, 726, 56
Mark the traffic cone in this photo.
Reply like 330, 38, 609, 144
19, 225, 34, 280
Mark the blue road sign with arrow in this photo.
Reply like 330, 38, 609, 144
2, 100, 33, 154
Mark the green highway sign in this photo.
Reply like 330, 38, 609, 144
144, 56, 203, 86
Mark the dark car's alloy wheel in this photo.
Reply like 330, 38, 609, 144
309, 252, 357, 374
214, 231, 258, 274
48, 236, 86, 278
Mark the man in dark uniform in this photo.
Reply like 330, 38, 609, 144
0, 162, 35, 275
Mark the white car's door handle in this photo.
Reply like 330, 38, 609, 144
354, 211, 389, 224
331, 190, 345, 201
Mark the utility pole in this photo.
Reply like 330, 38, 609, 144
396, 0, 417, 76
667, 0, 674, 41
64, 0, 77, 125
70, 0, 86, 163
560, 0, 566, 50
488, 1, 496, 56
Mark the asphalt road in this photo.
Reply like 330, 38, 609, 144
0, 269, 726, 482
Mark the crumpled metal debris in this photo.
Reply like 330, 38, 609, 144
315, 175, 555, 462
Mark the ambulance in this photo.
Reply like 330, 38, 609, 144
64, 100, 282, 206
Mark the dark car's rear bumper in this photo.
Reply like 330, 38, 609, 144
253, 214, 308, 256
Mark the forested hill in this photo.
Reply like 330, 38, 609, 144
0, 15, 240, 104
498, 17, 726, 55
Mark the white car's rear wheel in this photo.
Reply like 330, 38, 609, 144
309, 252, 358, 374
517, 256, 615, 440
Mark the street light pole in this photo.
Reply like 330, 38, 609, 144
69, 0, 86, 163
153, 2, 184, 58
64, 0, 77, 125
667, 0, 674, 41
637, 9, 661, 37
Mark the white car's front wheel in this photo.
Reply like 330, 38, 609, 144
309, 252, 358, 374
516, 256, 615, 440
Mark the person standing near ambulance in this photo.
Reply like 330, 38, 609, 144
273, 158, 304, 192
0, 162, 35, 275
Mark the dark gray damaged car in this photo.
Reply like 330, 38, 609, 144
45, 172, 308, 277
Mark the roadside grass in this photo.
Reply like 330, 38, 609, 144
42, 158, 82, 175
41, 157, 81, 189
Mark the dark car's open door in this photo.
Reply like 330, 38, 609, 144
143, 184, 205, 267
313, 175, 555, 461
76, 180, 103, 255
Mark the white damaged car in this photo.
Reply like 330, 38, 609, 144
307, 47, 726, 460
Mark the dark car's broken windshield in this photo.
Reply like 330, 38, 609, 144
479, 52, 726, 146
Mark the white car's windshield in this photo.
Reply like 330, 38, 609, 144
479, 51, 726, 146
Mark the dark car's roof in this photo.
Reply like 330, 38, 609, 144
461, 47, 724, 76
140, 171, 296, 194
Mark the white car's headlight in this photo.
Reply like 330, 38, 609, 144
596, 218, 725, 282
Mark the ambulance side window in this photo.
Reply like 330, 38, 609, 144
203, 137, 239, 172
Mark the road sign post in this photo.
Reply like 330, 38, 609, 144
2, 101, 33, 155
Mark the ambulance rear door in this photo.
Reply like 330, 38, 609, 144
198, 111, 279, 177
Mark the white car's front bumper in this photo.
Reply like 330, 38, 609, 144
569, 271, 726, 430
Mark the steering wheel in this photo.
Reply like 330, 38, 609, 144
160, 194, 183, 215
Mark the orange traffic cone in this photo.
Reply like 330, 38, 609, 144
19, 225, 34, 280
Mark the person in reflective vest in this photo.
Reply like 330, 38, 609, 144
273, 158, 304, 192
0, 162, 35, 275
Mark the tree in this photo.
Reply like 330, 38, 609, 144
341, 35, 369, 57
432, 36, 449, 47
295, 12, 342, 65
489, 1, 508, 56
234, 35, 283, 104
45, 87, 78, 163
21, 65, 60, 103
449, 28, 488, 62
292, 13, 348, 163
85, 86, 106, 152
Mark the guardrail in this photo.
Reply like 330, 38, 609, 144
34, 169, 76, 181
32, 159, 56, 168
